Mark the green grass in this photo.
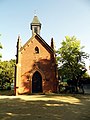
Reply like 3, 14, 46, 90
0, 90, 14, 96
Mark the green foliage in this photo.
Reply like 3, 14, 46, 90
0, 34, 3, 58
57, 36, 89, 81
0, 43, 2, 58
0, 43, 2, 49
0, 59, 15, 90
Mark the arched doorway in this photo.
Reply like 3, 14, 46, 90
32, 71, 42, 93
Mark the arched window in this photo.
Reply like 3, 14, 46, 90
35, 46, 39, 54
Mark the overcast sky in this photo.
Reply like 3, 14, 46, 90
0, 0, 90, 69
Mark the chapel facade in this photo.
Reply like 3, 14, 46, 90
15, 16, 58, 95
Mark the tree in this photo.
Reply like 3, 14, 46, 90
0, 59, 15, 90
0, 34, 2, 58
57, 36, 89, 93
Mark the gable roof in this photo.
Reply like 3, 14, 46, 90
20, 33, 54, 53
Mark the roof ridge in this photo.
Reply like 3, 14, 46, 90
36, 34, 54, 52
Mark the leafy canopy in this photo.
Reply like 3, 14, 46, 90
0, 59, 15, 89
0, 34, 2, 58
57, 36, 89, 80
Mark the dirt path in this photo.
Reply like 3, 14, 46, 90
0, 94, 90, 120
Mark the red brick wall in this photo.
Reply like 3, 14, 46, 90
18, 36, 57, 94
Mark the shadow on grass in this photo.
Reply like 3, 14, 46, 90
0, 94, 90, 120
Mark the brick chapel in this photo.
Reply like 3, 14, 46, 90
15, 15, 58, 95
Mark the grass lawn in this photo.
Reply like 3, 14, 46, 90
0, 93, 90, 120
0, 90, 14, 96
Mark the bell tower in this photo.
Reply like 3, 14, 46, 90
31, 15, 41, 36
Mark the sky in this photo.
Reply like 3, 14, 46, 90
0, 0, 90, 69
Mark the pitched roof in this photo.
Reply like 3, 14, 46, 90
20, 33, 54, 53
31, 16, 41, 30
31, 16, 41, 24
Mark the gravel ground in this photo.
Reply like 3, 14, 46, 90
0, 94, 90, 120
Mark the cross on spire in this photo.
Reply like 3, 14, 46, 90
34, 10, 37, 16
